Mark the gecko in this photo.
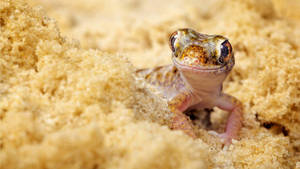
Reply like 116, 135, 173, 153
136, 28, 243, 144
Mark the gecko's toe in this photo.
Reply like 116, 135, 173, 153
207, 130, 219, 137
208, 131, 233, 145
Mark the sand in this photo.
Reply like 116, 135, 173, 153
0, 0, 299, 168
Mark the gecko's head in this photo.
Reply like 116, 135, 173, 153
169, 28, 234, 72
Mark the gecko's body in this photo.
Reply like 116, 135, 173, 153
136, 28, 243, 144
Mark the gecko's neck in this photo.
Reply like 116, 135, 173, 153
179, 68, 228, 97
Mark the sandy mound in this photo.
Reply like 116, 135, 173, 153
0, 0, 299, 168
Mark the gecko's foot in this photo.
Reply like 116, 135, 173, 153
171, 121, 197, 139
171, 112, 197, 138
208, 131, 235, 145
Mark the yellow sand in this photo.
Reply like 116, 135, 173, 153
0, 0, 299, 168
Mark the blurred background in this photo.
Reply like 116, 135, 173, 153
27, 0, 300, 68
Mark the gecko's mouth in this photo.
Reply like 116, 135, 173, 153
172, 56, 234, 73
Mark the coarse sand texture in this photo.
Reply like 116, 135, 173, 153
0, 0, 299, 168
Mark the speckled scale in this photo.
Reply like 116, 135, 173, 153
136, 65, 186, 99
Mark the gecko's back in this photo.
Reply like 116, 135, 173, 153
136, 65, 185, 100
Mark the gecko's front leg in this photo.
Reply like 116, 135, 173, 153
168, 93, 197, 138
215, 93, 243, 144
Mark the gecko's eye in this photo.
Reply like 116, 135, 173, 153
169, 31, 178, 55
170, 36, 176, 53
218, 40, 232, 64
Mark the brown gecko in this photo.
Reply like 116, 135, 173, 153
136, 28, 243, 144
